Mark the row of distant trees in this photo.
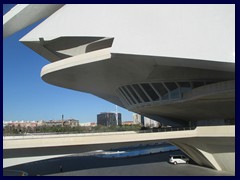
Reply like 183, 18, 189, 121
3, 124, 144, 136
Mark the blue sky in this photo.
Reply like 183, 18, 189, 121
3, 5, 133, 122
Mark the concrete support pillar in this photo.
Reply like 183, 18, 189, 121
169, 129, 235, 173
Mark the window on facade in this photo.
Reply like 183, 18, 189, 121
164, 82, 178, 90
177, 82, 191, 87
122, 86, 136, 104
177, 82, 192, 96
126, 85, 142, 103
132, 84, 150, 102
119, 88, 132, 105
140, 83, 159, 101
192, 81, 204, 88
164, 82, 179, 99
224, 119, 235, 125
151, 83, 169, 100
205, 81, 216, 85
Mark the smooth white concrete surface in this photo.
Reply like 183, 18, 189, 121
40, 48, 111, 76
3, 4, 64, 38
17, 4, 235, 62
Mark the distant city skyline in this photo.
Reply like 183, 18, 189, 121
3, 4, 133, 123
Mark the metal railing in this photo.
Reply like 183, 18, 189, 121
138, 126, 196, 133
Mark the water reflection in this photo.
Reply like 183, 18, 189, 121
96, 142, 178, 158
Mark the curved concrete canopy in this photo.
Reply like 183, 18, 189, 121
40, 52, 235, 123
19, 4, 235, 62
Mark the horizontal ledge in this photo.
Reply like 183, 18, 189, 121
41, 48, 111, 77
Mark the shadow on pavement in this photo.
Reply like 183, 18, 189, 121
4, 150, 182, 176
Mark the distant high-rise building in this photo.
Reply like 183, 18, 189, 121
133, 113, 160, 127
97, 112, 122, 126
133, 113, 141, 125
133, 113, 145, 126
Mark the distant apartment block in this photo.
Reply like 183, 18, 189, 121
80, 122, 97, 127
97, 112, 122, 126
133, 113, 142, 125
40, 119, 79, 127
3, 121, 38, 130
3, 119, 79, 129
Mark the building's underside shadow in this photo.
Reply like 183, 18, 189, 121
4, 150, 186, 176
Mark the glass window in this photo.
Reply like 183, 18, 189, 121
171, 89, 180, 99
224, 119, 235, 125
141, 83, 159, 101
122, 86, 136, 104
164, 82, 179, 99
164, 82, 178, 90
177, 82, 191, 87
205, 81, 216, 85
152, 83, 169, 100
132, 84, 150, 102
177, 82, 192, 96
119, 88, 132, 105
126, 85, 141, 103
192, 81, 204, 88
